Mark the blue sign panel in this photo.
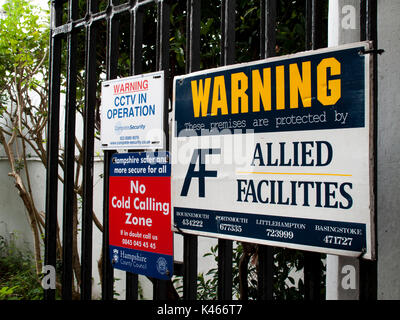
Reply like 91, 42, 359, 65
174, 46, 365, 136
174, 207, 366, 253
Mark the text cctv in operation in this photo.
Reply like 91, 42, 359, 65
106, 78, 156, 119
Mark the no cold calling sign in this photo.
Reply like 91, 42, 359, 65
108, 151, 173, 280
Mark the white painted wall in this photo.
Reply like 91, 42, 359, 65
376, 0, 400, 300
326, 0, 361, 300
327, 0, 400, 300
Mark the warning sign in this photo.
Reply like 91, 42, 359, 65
100, 71, 165, 150
171, 42, 375, 259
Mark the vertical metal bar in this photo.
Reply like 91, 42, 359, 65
156, 1, 170, 72
217, 0, 235, 300
62, 0, 78, 300
124, 2, 145, 300
257, 0, 276, 301
304, 252, 322, 300
305, 0, 312, 50
102, 0, 120, 300
126, 273, 138, 300
81, 0, 99, 300
217, 240, 232, 299
260, 0, 265, 58
220, 0, 235, 66
303, 0, 324, 301
102, 150, 114, 300
44, 0, 63, 301
311, 0, 324, 50
106, 1, 119, 79
152, 0, 171, 300
130, 6, 143, 76
257, 246, 274, 300
125, 272, 139, 300
365, 0, 377, 44
359, 0, 377, 300
156, 0, 170, 150
183, 235, 197, 300
153, 279, 166, 300
260, 0, 276, 59
182, 0, 200, 301
186, 0, 200, 73
359, 0, 366, 41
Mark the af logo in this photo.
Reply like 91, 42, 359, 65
156, 257, 168, 275
180, 148, 221, 197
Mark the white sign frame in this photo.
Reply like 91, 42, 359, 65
100, 71, 165, 150
171, 42, 375, 260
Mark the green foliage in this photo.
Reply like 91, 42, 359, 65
195, 243, 257, 300
177, 242, 323, 300
0, 0, 50, 279
167, 0, 308, 72
275, 0, 306, 55
0, 0, 49, 100
197, 244, 219, 300
0, 236, 43, 300
273, 248, 304, 299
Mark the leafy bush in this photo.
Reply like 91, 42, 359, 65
0, 236, 43, 300
197, 242, 258, 300
173, 242, 314, 300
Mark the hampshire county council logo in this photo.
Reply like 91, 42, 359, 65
156, 257, 168, 275
113, 249, 119, 264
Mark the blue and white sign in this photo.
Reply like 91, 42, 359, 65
100, 71, 165, 150
171, 42, 375, 259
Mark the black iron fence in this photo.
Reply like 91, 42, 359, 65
44, 0, 377, 300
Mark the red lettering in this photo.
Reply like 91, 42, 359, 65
113, 80, 149, 95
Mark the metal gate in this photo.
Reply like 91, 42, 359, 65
44, 0, 377, 300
